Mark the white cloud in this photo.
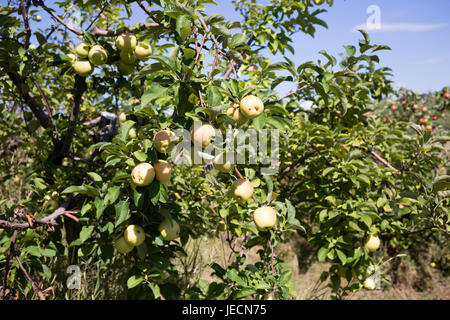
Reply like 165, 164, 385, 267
352, 23, 448, 33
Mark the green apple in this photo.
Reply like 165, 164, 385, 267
67, 53, 77, 63
226, 106, 248, 126
365, 235, 381, 252
124, 225, 146, 246
29, 44, 36, 50
75, 42, 90, 58
154, 160, 172, 184
153, 129, 174, 153
113, 236, 134, 254
35, 15, 42, 22
72, 60, 94, 77
239, 95, 264, 119
213, 151, 234, 173
88, 44, 108, 65
115, 33, 137, 53
43, 199, 59, 212
190, 124, 216, 147
120, 50, 137, 64
117, 60, 135, 75
134, 42, 153, 61
129, 127, 137, 139
118, 112, 127, 122
363, 277, 376, 290
253, 206, 277, 231
231, 179, 254, 202
217, 220, 227, 232
131, 162, 155, 186
314, 0, 325, 5
158, 218, 180, 241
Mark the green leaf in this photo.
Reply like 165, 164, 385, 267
203, 14, 226, 25
207, 85, 222, 107
230, 33, 247, 48
176, 15, 191, 41
104, 186, 121, 205
127, 275, 144, 289
335, 248, 346, 265
87, 172, 102, 182
433, 175, 450, 192
142, 84, 168, 106
133, 151, 148, 162
79, 225, 95, 243
318, 247, 328, 262
234, 287, 256, 299
114, 201, 130, 227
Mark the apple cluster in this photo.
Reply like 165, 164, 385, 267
69, 33, 153, 77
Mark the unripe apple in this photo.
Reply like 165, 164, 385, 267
129, 127, 137, 139
213, 151, 234, 173
88, 44, 108, 65
430, 262, 436, 268
191, 124, 216, 147
239, 95, 264, 119
217, 220, 227, 232
120, 50, 137, 64
153, 129, 174, 153
113, 236, 134, 254
72, 60, 94, 77
231, 179, 254, 202
13, 176, 20, 184
118, 112, 127, 122
67, 53, 77, 63
365, 235, 381, 252
75, 42, 90, 58
158, 218, 180, 241
390, 105, 397, 111
226, 106, 248, 126
314, 0, 325, 4
117, 60, 135, 75
35, 15, 42, 22
115, 33, 137, 53
131, 162, 155, 186
253, 206, 277, 231
421, 106, 428, 113
134, 42, 153, 61
363, 277, 376, 290
154, 160, 172, 184
124, 225, 146, 246
29, 44, 36, 50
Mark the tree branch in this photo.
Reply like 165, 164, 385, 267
0, 200, 72, 231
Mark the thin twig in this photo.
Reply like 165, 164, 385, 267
14, 255, 46, 300
30, 76, 52, 117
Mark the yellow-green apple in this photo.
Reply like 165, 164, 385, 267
124, 225, 145, 246
314, 0, 325, 4
88, 45, 108, 65
134, 42, 153, 61
153, 129, 174, 153
231, 179, 254, 202
67, 53, 77, 63
129, 127, 137, 139
158, 218, 180, 241
119, 112, 127, 122
213, 151, 234, 173
113, 236, 134, 254
365, 234, 381, 252
120, 51, 137, 64
115, 33, 137, 52
131, 162, 155, 186
217, 220, 227, 232
117, 60, 135, 75
29, 44, 36, 50
35, 15, 42, 22
226, 106, 248, 126
253, 206, 277, 231
154, 160, 172, 184
190, 124, 216, 147
363, 277, 376, 290
72, 60, 94, 77
75, 42, 90, 58
239, 95, 264, 119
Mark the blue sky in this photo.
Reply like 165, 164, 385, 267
29, 0, 450, 94
202, 0, 450, 94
